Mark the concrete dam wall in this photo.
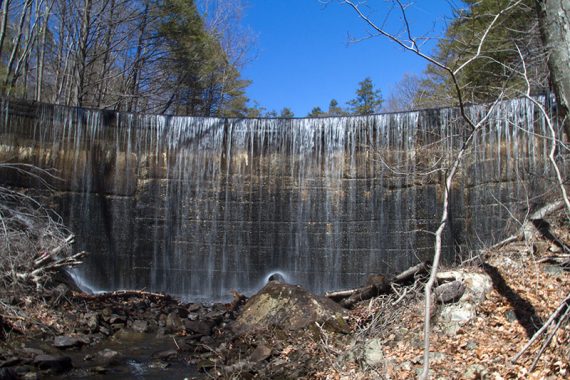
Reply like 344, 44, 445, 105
0, 97, 560, 300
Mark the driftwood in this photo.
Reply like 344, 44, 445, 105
325, 262, 429, 308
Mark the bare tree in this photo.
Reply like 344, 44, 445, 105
335, 1, 540, 378
384, 72, 421, 112
536, 0, 570, 139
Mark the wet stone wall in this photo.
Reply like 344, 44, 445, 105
0, 98, 561, 301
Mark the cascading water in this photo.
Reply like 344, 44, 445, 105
0, 97, 560, 301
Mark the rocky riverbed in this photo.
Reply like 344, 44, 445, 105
1, 213, 569, 379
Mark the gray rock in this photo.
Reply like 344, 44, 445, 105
165, 312, 183, 333
434, 280, 465, 304
249, 344, 272, 363
440, 303, 476, 324
153, 350, 178, 361
84, 312, 99, 331
188, 304, 201, 313
464, 364, 488, 379
53, 335, 89, 349
131, 320, 148, 333
33, 355, 72, 373
184, 320, 213, 336
543, 264, 564, 275
97, 349, 121, 365
363, 338, 385, 367
505, 309, 517, 322
109, 314, 126, 324
21, 348, 44, 357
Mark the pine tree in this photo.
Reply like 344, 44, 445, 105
415, 0, 547, 108
279, 107, 294, 118
347, 77, 383, 115
327, 99, 346, 116
308, 106, 324, 117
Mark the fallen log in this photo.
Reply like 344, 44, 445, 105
393, 262, 429, 284
325, 262, 429, 308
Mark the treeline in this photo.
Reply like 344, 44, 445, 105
300, 77, 384, 118
385, 0, 548, 112
0, 0, 251, 116
306, 0, 548, 117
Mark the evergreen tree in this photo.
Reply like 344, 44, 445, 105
327, 99, 346, 116
157, 0, 250, 116
347, 77, 383, 115
415, 0, 547, 108
308, 106, 324, 117
279, 107, 294, 118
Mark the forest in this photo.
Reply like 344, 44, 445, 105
0, 0, 556, 118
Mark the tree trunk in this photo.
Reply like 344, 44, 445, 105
75, 0, 93, 106
536, 0, 570, 140
0, 0, 11, 63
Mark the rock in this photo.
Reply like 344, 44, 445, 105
153, 350, 178, 361
434, 280, 465, 304
231, 282, 348, 334
505, 309, 517, 322
131, 320, 149, 333
0, 358, 21, 368
99, 325, 111, 336
91, 366, 107, 374
97, 349, 121, 365
437, 271, 492, 304
437, 270, 492, 334
363, 338, 385, 367
464, 364, 488, 379
165, 312, 183, 333
53, 335, 89, 349
83, 312, 99, 331
188, 304, 201, 313
204, 310, 225, 323
543, 264, 564, 275
33, 355, 72, 373
466, 341, 477, 350
0, 368, 18, 380
148, 361, 169, 369
109, 314, 126, 324
21, 348, 45, 357
184, 320, 213, 336
440, 303, 476, 324
176, 308, 189, 319
249, 344, 272, 363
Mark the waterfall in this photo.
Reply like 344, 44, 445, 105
0, 97, 559, 301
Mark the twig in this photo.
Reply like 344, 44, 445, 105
172, 336, 180, 350
512, 292, 570, 363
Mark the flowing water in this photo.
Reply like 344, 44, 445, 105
0, 97, 560, 301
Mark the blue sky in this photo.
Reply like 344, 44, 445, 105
240, 1, 459, 116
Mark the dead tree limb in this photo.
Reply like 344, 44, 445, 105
512, 292, 570, 367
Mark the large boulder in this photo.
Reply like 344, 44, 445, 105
231, 282, 348, 334
436, 270, 493, 335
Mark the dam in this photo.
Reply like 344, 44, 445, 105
0, 97, 561, 301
